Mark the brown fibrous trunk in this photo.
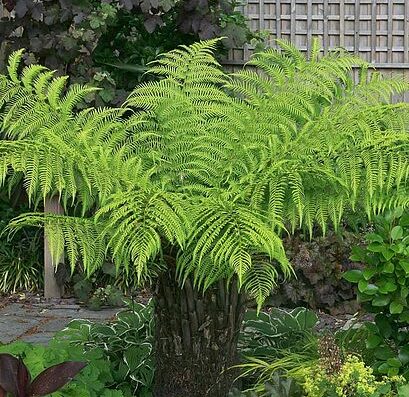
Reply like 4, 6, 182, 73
153, 266, 246, 397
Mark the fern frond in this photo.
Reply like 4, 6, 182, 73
6, 213, 105, 274
7, 49, 25, 83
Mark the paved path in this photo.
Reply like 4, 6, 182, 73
0, 301, 119, 345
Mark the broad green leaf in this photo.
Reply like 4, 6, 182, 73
366, 233, 384, 243
377, 362, 390, 374
372, 295, 390, 307
382, 262, 394, 273
381, 248, 395, 261
399, 311, 409, 322
399, 260, 409, 274
358, 279, 368, 292
398, 384, 409, 396
293, 308, 318, 329
388, 367, 399, 376
399, 214, 409, 227
367, 243, 384, 253
375, 315, 393, 338
390, 301, 404, 314
374, 346, 395, 360
378, 281, 397, 293
343, 269, 363, 283
364, 283, 379, 295
391, 226, 403, 240
350, 246, 366, 262
363, 267, 376, 280
387, 357, 402, 368
366, 334, 382, 348
398, 345, 409, 365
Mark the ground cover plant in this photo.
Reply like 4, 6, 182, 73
0, 341, 123, 396
1, 39, 409, 396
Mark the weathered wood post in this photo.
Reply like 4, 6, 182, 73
44, 197, 64, 298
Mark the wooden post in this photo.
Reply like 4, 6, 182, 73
44, 197, 64, 298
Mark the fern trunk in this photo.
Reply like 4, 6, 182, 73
153, 265, 246, 397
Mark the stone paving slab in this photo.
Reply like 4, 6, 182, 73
0, 300, 121, 345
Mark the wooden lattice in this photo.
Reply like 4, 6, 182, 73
226, 0, 409, 101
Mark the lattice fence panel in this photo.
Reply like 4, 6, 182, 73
227, 0, 409, 66
225, 0, 409, 101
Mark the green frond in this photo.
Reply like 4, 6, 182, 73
177, 198, 290, 291
60, 84, 100, 114
21, 64, 48, 90
275, 39, 306, 65
243, 260, 280, 311
310, 38, 322, 61
34, 71, 56, 99
148, 39, 226, 85
6, 213, 105, 274
47, 76, 69, 109
7, 49, 25, 83
96, 189, 189, 281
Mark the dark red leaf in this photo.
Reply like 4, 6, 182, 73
29, 361, 87, 397
0, 386, 6, 397
17, 358, 31, 397
0, 354, 30, 397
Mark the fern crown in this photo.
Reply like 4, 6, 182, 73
2, 39, 409, 307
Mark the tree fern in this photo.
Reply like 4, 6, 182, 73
1, 41, 409, 306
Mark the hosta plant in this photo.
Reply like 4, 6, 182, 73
0, 353, 86, 397
2, 39, 409, 396
55, 300, 154, 396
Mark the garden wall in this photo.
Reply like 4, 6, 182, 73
225, 0, 409, 102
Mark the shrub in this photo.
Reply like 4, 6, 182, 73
344, 208, 409, 377
270, 230, 362, 314
0, 198, 43, 294
302, 355, 407, 397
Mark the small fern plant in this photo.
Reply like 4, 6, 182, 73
1, 39, 409, 396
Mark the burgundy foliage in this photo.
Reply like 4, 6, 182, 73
0, 353, 86, 397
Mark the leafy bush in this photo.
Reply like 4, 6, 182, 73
55, 300, 154, 397
0, 341, 125, 397
302, 355, 408, 397
236, 309, 409, 396
239, 308, 319, 358
270, 230, 362, 314
344, 208, 409, 377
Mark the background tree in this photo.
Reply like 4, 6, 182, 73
1, 40, 409, 396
